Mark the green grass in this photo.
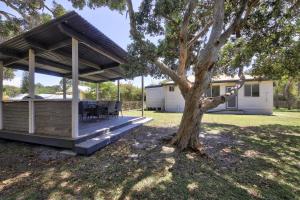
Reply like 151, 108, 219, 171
125, 109, 300, 127
0, 109, 299, 199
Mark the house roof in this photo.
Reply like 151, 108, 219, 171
67, 85, 91, 93
9, 93, 73, 100
145, 75, 270, 88
0, 11, 127, 83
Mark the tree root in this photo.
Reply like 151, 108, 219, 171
160, 132, 177, 143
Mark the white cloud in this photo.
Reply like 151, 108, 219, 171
4, 77, 22, 87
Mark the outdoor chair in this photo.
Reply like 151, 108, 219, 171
107, 101, 117, 117
97, 101, 109, 118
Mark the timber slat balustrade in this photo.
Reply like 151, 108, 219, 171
2, 100, 72, 137
3, 101, 29, 132
35, 101, 72, 137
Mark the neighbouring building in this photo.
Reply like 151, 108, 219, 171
145, 75, 274, 115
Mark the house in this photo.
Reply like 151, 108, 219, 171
145, 75, 274, 115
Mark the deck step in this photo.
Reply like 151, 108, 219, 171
76, 116, 145, 143
74, 117, 152, 155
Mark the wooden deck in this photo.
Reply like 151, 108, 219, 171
0, 116, 152, 154
79, 116, 139, 137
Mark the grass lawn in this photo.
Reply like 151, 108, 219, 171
0, 109, 299, 199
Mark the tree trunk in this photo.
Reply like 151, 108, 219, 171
171, 90, 204, 151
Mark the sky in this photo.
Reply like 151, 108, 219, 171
1, 0, 164, 88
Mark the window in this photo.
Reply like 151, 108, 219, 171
205, 85, 220, 97
244, 85, 252, 96
212, 86, 220, 97
252, 84, 260, 97
169, 86, 175, 92
205, 87, 212, 97
244, 84, 259, 97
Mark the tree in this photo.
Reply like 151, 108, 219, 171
59, 78, 72, 91
0, 0, 66, 40
70, 0, 300, 151
3, 85, 20, 97
81, 81, 142, 101
20, 71, 29, 94
1, 1, 67, 85
36, 83, 61, 94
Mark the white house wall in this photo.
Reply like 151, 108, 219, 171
164, 85, 185, 112
237, 81, 273, 114
163, 80, 273, 114
145, 87, 165, 110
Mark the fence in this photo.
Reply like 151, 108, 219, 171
122, 101, 143, 111
275, 100, 300, 109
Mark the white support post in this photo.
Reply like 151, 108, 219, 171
117, 80, 120, 101
0, 61, 3, 130
28, 49, 35, 134
141, 75, 144, 117
71, 38, 79, 138
96, 83, 99, 100
63, 77, 67, 100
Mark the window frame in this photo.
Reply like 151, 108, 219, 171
205, 85, 220, 97
211, 85, 220, 97
244, 83, 260, 97
169, 86, 175, 92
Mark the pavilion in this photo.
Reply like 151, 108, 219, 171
0, 11, 150, 155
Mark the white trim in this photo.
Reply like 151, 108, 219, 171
28, 49, 35, 134
141, 76, 144, 117
71, 38, 79, 138
0, 61, 3, 129
63, 77, 67, 100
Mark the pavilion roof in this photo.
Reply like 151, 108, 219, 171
0, 11, 128, 83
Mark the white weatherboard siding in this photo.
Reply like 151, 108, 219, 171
237, 81, 273, 114
145, 87, 165, 110
162, 80, 273, 114
164, 85, 185, 112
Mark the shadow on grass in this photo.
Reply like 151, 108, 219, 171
0, 123, 299, 199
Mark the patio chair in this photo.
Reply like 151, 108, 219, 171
97, 101, 109, 118
79, 101, 89, 120
107, 101, 117, 118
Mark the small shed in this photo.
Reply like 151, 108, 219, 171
145, 85, 164, 111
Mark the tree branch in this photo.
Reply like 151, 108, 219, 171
194, 0, 225, 76
126, 0, 191, 93
201, 69, 246, 111
155, 60, 191, 93
178, 0, 197, 77
2, 0, 30, 24
187, 20, 213, 48
126, 0, 140, 40
218, 0, 255, 46
0, 10, 15, 20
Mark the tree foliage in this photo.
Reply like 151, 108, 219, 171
0, 0, 67, 40
81, 81, 142, 101
36, 83, 61, 94
1, 1, 67, 82
20, 71, 29, 94
3, 85, 20, 97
